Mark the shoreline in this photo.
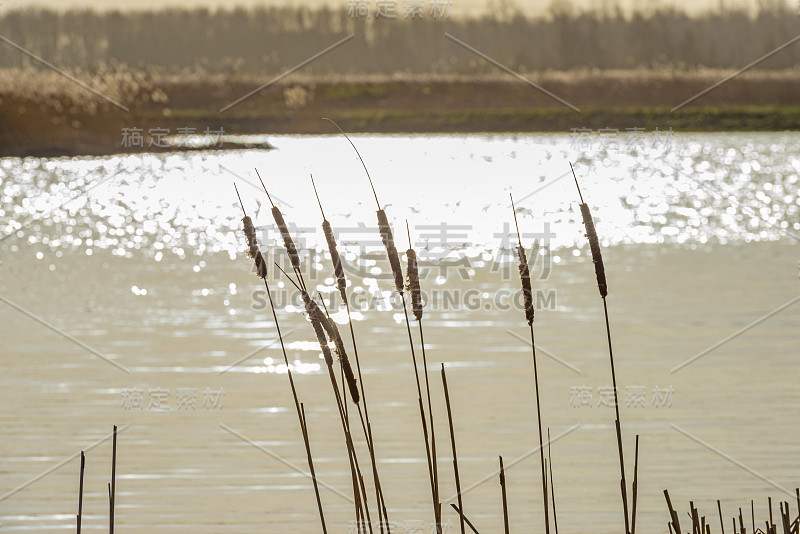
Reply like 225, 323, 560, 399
3, 73, 799, 157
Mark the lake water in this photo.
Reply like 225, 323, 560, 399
1, 132, 798, 533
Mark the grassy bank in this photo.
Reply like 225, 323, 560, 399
2, 70, 799, 156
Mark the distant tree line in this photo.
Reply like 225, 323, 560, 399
0, 3, 798, 74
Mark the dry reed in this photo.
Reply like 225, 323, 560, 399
500, 456, 510, 534
253, 170, 376, 529
631, 434, 640, 534
407, 222, 441, 531
324, 116, 439, 530
510, 193, 550, 534
450, 504, 480, 534
311, 174, 390, 532
548, 428, 559, 534
441, 364, 464, 534
666, 491, 800, 534
110, 424, 117, 534
274, 261, 373, 532
571, 163, 631, 534
235, 186, 329, 532
77, 450, 85, 534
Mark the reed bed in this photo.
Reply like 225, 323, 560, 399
199, 152, 792, 534
664, 490, 800, 534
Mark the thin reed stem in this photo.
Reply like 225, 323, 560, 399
77, 451, 85, 534
110, 424, 116, 534
500, 456, 510, 534
604, 296, 630, 534
419, 319, 441, 532
719, 501, 726, 534
548, 428, 559, 534
631, 434, 640, 534
441, 364, 464, 534
299, 402, 328, 534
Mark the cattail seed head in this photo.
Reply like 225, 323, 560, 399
517, 244, 534, 325
406, 248, 423, 321
300, 290, 359, 404
578, 203, 608, 298
322, 220, 348, 303
241, 215, 267, 279
327, 320, 360, 405
301, 290, 334, 366
377, 209, 404, 295
272, 206, 300, 270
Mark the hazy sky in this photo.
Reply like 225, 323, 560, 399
6, 0, 753, 16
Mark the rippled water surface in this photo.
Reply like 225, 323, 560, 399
1, 133, 798, 533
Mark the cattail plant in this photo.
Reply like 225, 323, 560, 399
510, 193, 550, 534
407, 222, 441, 531
234, 184, 328, 533
324, 117, 440, 530
570, 163, 635, 534
275, 262, 374, 533
246, 175, 375, 530
311, 174, 391, 532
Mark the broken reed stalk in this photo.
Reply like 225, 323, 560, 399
311, 175, 390, 533
450, 503, 481, 534
632, 434, 640, 534
571, 163, 631, 534
77, 450, 85, 534
740, 507, 746, 534
324, 116, 439, 530
500, 456, 510, 534
664, 489, 682, 534
110, 424, 116, 534
408, 222, 441, 533
510, 194, 550, 534
234, 185, 328, 533
720, 501, 726, 534
548, 428, 559, 534
441, 364, 465, 534
771, 498, 775, 530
